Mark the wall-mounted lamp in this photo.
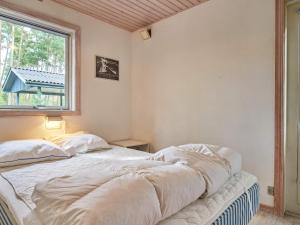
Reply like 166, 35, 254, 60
45, 116, 64, 129
140, 28, 151, 40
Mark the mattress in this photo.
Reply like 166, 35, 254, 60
0, 147, 258, 225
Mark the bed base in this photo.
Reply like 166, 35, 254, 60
212, 183, 259, 225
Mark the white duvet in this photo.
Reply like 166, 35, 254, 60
1, 145, 240, 225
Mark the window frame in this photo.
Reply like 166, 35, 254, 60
0, 1, 81, 116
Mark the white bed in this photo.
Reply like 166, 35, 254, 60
0, 146, 258, 225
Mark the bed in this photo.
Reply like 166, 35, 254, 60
0, 145, 259, 225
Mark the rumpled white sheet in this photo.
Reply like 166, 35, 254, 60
1, 145, 240, 225
149, 145, 233, 196
157, 171, 257, 225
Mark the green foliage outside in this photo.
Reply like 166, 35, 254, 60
0, 19, 65, 107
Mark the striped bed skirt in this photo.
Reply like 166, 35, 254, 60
212, 183, 260, 225
0, 199, 17, 225
0, 183, 259, 225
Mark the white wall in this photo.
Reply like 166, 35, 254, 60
131, 0, 275, 206
0, 0, 132, 142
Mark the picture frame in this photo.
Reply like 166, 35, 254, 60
96, 56, 119, 80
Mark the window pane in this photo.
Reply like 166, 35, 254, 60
0, 18, 67, 109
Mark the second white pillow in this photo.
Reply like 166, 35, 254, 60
51, 133, 110, 155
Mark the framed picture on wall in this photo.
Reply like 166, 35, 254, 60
96, 56, 119, 80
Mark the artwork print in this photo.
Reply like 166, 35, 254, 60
96, 56, 119, 80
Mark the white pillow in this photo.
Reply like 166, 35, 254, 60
0, 139, 68, 168
50, 133, 111, 155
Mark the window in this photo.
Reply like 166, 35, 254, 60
0, 4, 80, 115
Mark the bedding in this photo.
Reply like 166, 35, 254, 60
0, 147, 150, 225
2, 150, 210, 225
48, 132, 111, 155
0, 145, 256, 225
150, 146, 233, 196
0, 139, 68, 168
157, 172, 257, 225
0, 174, 258, 225
178, 144, 242, 175
0, 175, 258, 225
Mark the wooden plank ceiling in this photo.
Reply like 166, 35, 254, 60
51, 0, 208, 32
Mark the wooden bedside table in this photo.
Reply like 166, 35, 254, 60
110, 139, 150, 153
